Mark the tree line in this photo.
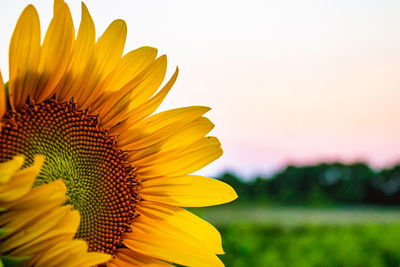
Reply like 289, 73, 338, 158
219, 162, 400, 205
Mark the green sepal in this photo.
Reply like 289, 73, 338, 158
4, 82, 8, 97
0, 255, 30, 267
4, 82, 10, 110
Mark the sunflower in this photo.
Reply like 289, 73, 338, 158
0, 0, 237, 266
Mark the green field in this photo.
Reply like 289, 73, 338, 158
194, 203, 400, 227
192, 203, 400, 267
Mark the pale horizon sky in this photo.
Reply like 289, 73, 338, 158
2, 0, 400, 179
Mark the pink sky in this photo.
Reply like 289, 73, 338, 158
2, 0, 400, 178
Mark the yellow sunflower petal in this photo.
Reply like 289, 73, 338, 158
140, 175, 191, 188
94, 87, 134, 127
136, 137, 222, 177
34, 240, 86, 266
1, 206, 77, 254
111, 249, 174, 266
119, 106, 210, 150
100, 46, 158, 93
8, 4, 40, 109
33, 0, 74, 103
92, 19, 127, 79
160, 117, 215, 152
0, 155, 24, 184
76, 19, 127, 108
124, 218, 224, 267
64, 250, 112, 267
100, 91, 133, 129
13, 209, 80, 256
137, 136, 220, 166
56, 2, 96, 102
24, 237, 77, 265
127, 55, 167, 108
29, 239, 111, 267
53, 0, 64, 14
141, 175, 238, 207
109, 67, 179, 134
0, 155, 43, 202
0, 202, 64, 240
129, 116, 214, 164
0, 70, 6, 122
0, 177, 67, 211
137, 201, 224, 254
93, 54, 167, 127
87, 47, 159, 128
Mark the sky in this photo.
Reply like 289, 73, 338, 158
1, 0, 400, 179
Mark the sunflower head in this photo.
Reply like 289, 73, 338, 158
0, 0, 237, 266
0, 98, 139, 254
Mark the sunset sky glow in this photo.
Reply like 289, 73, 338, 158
2, 0, 400, 178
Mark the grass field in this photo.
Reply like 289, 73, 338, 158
192, 203, 400, 227
191, 203, 400, 267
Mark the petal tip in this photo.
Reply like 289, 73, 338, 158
112, 19, 127, 31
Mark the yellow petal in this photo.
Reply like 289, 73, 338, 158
129, 116, 214, 164
92, 19, 127, 80
141, 175, 238, 207
93, 54, 167, 128
136, 137, 222, 178
34, 240, 86, 266
33, 1, 74, 103
75, 19, 127, 108
67, 252, 111, 267
99, 90, 133, 129
100, 46, 158, 93
0, 205, 75, 254
112, 249, 173, 266
8, 4, 41, 109
72, 2, 96, 72
38, 239, 111, 267
53, 0, 64, 14
87, 47, 159, 127
0, 70, 6, 122
124, 219, 224, 267
53, 0, 65, 13
119, 106, 210, 150
127, 55, 167, 108
137, 136, 220, 166
56, 2, 96, 102
140, 175, 192, 188
0, 156, 24, 184
160, 117, 215, 152
109, 67, 178, 135
137, 201, 224, 254
0, 202, 63, 239
1, 179, 67, 211
25, 234, 78, 265
0, 155, 43, 202
12, 209, 80, 255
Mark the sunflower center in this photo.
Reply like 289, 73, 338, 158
0, 99, 139, 255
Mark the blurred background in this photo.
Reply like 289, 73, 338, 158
2, 0, 400, 266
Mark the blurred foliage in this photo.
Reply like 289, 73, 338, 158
212, 163, 400, 266
219, 162, 400, 205
218, 224, 400, 267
